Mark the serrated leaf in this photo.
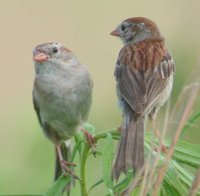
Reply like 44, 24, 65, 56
102, 133, 114, 192
43, 175, 71, 196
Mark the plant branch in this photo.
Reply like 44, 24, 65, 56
80, 143, 90, 196
94, 129, 118, 141
79, 129, 118, 196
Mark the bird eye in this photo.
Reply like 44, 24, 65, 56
53, 47, 58, 53
121, 24, 126, 31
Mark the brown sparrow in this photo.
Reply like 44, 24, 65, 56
111, 17, 175, 179
32, 43, 93, 180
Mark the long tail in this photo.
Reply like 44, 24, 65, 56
55, 142, 75, 195
113, 114, 145, 180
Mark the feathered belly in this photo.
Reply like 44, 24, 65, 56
34, 74, 91, 140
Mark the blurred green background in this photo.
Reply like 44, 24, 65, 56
0, 0, 200, 195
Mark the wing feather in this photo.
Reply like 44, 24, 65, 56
115, 42, 174, 114
33, 93, 43, 126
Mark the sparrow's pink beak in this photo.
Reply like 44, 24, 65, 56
33, 53, 50, 63
110, 29, 120, 36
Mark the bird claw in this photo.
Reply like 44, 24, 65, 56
60, 160, 79, 180
60, 160, 77, 167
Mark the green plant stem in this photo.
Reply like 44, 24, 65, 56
74, 134, 84, 155
79, 129, 118, 196
80, 143, 90, 196
94, 129, 118, 141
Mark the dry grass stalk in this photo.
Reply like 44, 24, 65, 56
152, 82, 200, 196
141, 100, 171, 196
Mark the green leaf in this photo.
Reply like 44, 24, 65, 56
131, 186, 141, 196
102, 133, 114, 193
71, 139, 84, 161
162, 180, 181, 196
145, 130, 200, 167
113, 170, 133, 194
144, 130, 200, 195
88, 178, 104, 193
181, 112, 200, 138
43, 175, 71, 196
76, 123, 95, 139
172, 141, 200, 168
112, 170, 133, 194
83, 122, 95, 136
74, 133, 84, 155
172, 161, 193, 187
74, 122, 95, 155
164, 165, 187, 195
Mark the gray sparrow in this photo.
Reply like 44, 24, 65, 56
111, 17, 175, 179
32, 42, 93, 181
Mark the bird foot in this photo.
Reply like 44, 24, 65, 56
82, 129, 97, 156
60, 160, 80, 180
60, 159, 77, 167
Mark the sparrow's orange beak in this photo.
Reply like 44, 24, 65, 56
110, 29, 120, 36
33, 53, 50, 63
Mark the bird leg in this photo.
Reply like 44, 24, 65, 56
56, 144, 79, 179
81, 129, 97, 156
151, 120, 168, 154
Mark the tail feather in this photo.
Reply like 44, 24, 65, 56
113, 114, 144, 180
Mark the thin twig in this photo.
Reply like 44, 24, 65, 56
139, 125, 158, 196
139, 159, 152, 196
142, 99, 171, 195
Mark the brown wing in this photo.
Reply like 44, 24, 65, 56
115, 43, 175, 114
